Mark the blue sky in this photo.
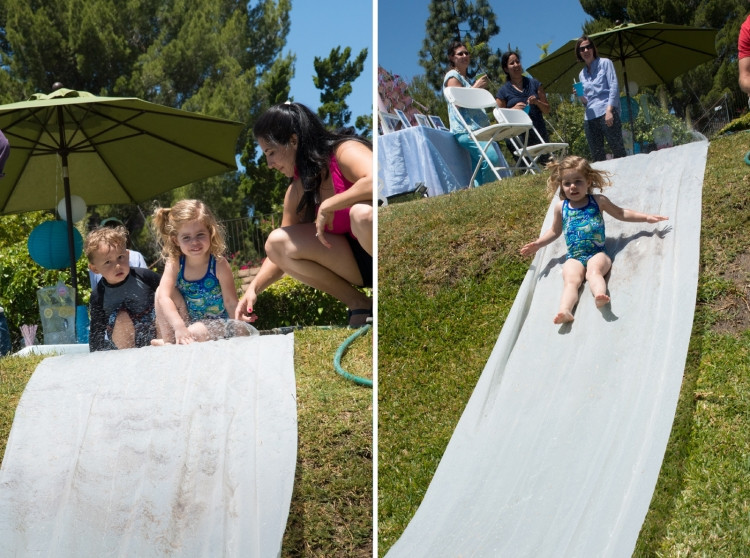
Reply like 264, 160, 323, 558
285, 1, 373, 123
378, 0, 591, 86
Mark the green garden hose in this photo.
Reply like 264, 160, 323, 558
745, 150, 750, 166
334, 324, 373, 387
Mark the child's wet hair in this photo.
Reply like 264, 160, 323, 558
545, 155, 612, 200
152, 199, 227, 261
84, 225, 128, 262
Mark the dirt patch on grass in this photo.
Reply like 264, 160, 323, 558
711, 251, 750, 335
422, 229, 503, 292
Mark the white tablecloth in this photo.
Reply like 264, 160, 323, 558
378, 126, 474, 198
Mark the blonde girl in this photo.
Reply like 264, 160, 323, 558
520, 156, 668, 324
152, 199, 239, 344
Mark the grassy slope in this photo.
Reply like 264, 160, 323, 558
378, 133, 750, 557
0, 328, 373, 557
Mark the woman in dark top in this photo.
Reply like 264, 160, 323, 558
495, 51, 552, 164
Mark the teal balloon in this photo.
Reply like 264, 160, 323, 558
27, 221, 83, 269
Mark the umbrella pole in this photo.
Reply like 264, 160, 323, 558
617, 34, 637, 149
56, 103, 80, 324
623, 75, 636, 149
61, 153, 79, 307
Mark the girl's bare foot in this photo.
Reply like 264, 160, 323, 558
595, 294, 610, 308
150, 338, 167, 346
553, 310, 575, 324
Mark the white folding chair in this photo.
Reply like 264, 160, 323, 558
493, 107, 568, 174
444, 87, 531, 185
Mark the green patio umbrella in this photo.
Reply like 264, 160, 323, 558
526, 22, 718, 137
0, 88, 243, 300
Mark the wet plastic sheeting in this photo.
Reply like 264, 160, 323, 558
0, 335, 296, 558
386, 142, 706, 557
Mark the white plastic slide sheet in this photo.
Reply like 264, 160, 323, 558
386, 141, 707, 557
0, 335, 297, 557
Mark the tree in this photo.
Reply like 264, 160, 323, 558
419, 0, 503, 91
0, 0, 294, 223
313, 45, 369, 129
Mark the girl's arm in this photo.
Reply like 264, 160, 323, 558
596, 195, 669, 223
156, 258, 192, 343
235, 182, 301, 321
520, 202, 563, 256
215, 256, 239, 319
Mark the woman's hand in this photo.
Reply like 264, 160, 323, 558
473, 75, 489, 89
315, 207, 333, 248
605, 107, 615, 127
235, 286, 259, 323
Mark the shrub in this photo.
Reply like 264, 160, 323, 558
0, 213, 91, 351
251, 276, 355, 329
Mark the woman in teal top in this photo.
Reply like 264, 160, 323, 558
443, 40, 505, 186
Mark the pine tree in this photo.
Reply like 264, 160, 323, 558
313, 46, 369, 130
419, 0, 502, 91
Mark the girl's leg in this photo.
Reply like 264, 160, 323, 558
556, 259, 585, 323
585, 252, 612, 307
265, 223, 372, 312
349, 203, 373, 256
188, 321, 211, 342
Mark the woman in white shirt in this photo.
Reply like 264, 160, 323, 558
575, 36, 627, 162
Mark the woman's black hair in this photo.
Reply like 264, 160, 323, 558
501, 51, 521, 81
254, 102, 372, 223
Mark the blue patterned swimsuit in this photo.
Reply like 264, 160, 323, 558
177, 255, 228, 323
562, 195, 606, 266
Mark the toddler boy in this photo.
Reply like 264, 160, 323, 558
85, 226, 160, 351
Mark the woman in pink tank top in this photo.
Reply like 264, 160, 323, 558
235, 102, 373, 327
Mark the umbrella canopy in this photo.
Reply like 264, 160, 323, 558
526, 22, 718, 95
0, 88, 243, 300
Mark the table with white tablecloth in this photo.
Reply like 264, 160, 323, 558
378, 126, 509, 198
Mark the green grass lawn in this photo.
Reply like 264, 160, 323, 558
378, 132, 750, 557
0, 327, 373, 558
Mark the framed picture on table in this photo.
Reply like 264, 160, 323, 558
379, 111, 403, 134
395, 109, 411, 128
429, 115, 448, 130
414, 113, 432, 128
